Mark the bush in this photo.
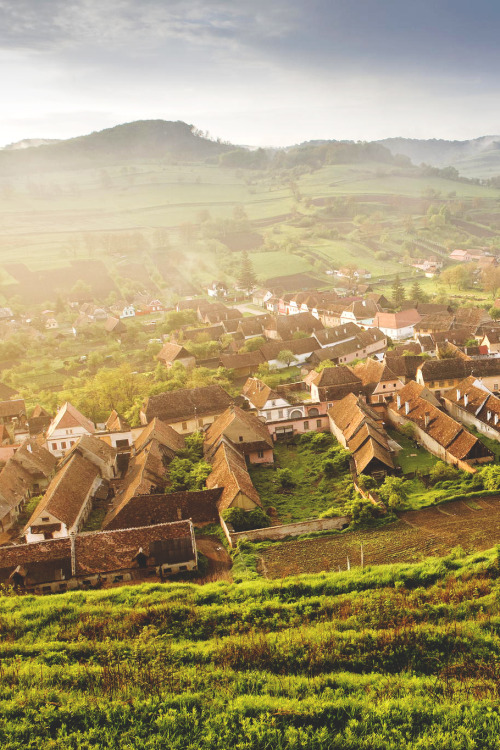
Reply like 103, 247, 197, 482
378, 476, 409, 509
223, 507, 271, 531
479, 465, 500, 491
276, 468, 295, 488
429, 460, 461, 485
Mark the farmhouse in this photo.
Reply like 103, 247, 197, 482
104, 488, 223, 530
264, 312, 324, 341
0, 399, 26, 426
204, 405, 274, 464
372, 309, 422, 340
241, 377, 292, 420
219, 350, 266, 378
352, 358, 403, 404
387, 381, 493, 470
157, 342, 195, 369
46, 402, 95, 457
340, 299, 380, 327
328, 393, 394, 477
442, 377, 500, 442
259, 337, 318, 369
0, 521, 197, 594
141, 385, 233, 433
416, 358, 500, 397
206, 441, 262, 513
309, 366, 365, 403
24, 453, 102, 543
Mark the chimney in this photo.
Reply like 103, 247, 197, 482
396, 394, 401, 410
464, 394, 468, 407
27, 444, 32, 453
487, 410, 492, 422
456, 389, 461, 401
495, 414, 499, 426
405, 401, 410, 415
424, 413, 430, 429
70, 532, 77, 578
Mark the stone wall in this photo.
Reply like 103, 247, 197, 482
220, 515, 350, 547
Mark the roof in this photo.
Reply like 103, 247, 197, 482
414, 313, 454, 333
342, 299, 380, 320
0, 382, 17, 401
143, 385, 233, 424
75, 521, 195, 575
314, 322, 361, 346
352, 437, 395, 474
104, 316, 125, 332
158, 342, 193, 363
204, 405, 273, 455
353, 358, 400, 389
0, 399, 25, 419
219, 350, 266, 370
419, 358, 500, 383
442, 377, 500, 432
393, 381, 491, 460
206, 441, 262, 512
25, 453, 100, 531
238, 316, 270, 336
134, 418, 185, 454
46, 402, 95, 439
31, 404, 51, 418
0, 457, 34, 518
241, 378, 282, 409
373, 309, 422, 330
65, 434, 117, 466
260, 337, 318, 360
265, 312, 324, 338
105, 489, 222, 530
313, 365, 362, 388
0, 538, 72, 586
105, 410, 131, 432
13, 439, 57, 478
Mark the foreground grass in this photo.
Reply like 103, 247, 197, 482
2, 549, 500, 747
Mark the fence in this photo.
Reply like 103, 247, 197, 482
220, 514, 350, 547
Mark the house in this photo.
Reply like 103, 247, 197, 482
157, 342, 195, 369
327, 393, 394, 477
259, 337, 318, 369
237, 315, 271, 340
28, 404, 52, 438
309, 366, 365, 403
372, 309, 422, 341
414, 313, 454, 336
206, 441, 262, 513
219, 350, 266, 379
263, 312, 324, 341
119, 305, 135, 319
201, 304, 241, 325
141, 385, 233, 433
24, 453, 102, 543
104, 316, 126, 335
61, 435, 118, 481
0, 399, 26, 426
442, 377, 500, 442
313, 322, 361, 348
387, 381, 493, 470
45, 402, 95, 457
309, 327, 387, 367
0, 440, 57, 533
479, 330, 500, 354
133, 417, 185, 458
0, 521, 197, 594
207, 281, 228, 298
416, 358, 500, 397
45, 318, 59, 330
241, 377, 293, 420
204, 405, 274, 464
352, 358, 404, 404
449, 249, 472, 262
340, 299, 380, 327
102, 410, 133, 450
104, 488, 223, 531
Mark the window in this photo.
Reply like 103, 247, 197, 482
328, 403, 332, 409
65, 429, 72, 435
61, 442, 66, 450
42, 516, 49, 522
495, 384, 499, 391
257, 450, 264, 458
181, 422, 188, 431
316, 419, 322, 428
382, 384, 386, 389
239, 436, 244, 442
179, 565, 188, 571
278, 409, 283, 418
52, 443, 57, 450
439, 381, 445, 388
70, 441, 75, 447
303, 421, 309, 430
309, 408, 319, 417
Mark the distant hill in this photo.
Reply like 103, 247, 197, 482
0, 120, 233, 175
378, 136, 500, 179
2, 138, 62, 150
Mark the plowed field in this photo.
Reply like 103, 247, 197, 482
259, 497, 500, 578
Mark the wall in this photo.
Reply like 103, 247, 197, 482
221, 515, 351, 547
443, 400, 500, 442
267, 414, 329, 440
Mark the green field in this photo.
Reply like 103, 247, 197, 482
2, 548, 500, 747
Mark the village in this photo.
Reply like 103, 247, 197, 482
1, 253, 500, 593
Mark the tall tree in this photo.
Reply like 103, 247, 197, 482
238, 251, 257, 293
411, 279, 427, 303
391, 275, 406, 309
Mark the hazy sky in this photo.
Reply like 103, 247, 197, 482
1, 0, 499, 147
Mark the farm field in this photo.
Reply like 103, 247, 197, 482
259, 496, 500, 577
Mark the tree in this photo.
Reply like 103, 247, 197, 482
391, 275, 406, 309
378, 476, 409, 510
277, 349, 296, 367
238, 251, 257, 293
411, 279, 427, 303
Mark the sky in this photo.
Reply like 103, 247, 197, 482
0, 0, 500, 147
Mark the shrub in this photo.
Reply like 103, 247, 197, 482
223, 507, 271, 531
276, 468, 295, 488
378, 476, 409, 509
429, 460, 461, 485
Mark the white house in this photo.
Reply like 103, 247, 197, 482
120, 305, 135, 319
45, 402, 95, 457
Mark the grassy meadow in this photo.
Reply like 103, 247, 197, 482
2, 548, 500, 747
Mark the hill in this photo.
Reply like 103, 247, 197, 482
0, 120, 232, 175
1, 546, 500, 747
378, 135, 500, 178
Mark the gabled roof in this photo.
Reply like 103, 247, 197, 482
105, 489, 222, 530
143, 385, 233, 424
259, 337, 318, 360
46, 402, 95, 439
134, 418, 185, 455
105, 410, 131, 432
314, 322, 361, 346
241, 378, 282, 409
265, 312, 324, 338
238, 315, 271, 336
0, 399, 25, 419
342, 299, 380, 320
352, 437, 395, 474
352, 358, 400, 389
419, 357, 500, 382
206, 441, 262, 512
0, 382, 18, 401
373, 309, 421, 330
13, 439, 57, 478
158, 342, 193, 363
385, 354, 425, 379
219, 350, 266, 370
64, 434, 117, 466
25, 453, 100, 531
313, 365, 362, 388
204, 405, 273, 456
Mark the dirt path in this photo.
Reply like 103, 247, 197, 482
195, 536, 233, 582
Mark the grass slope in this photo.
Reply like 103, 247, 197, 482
1, 549, 500, 747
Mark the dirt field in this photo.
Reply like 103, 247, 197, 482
259, 497, 500, 578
